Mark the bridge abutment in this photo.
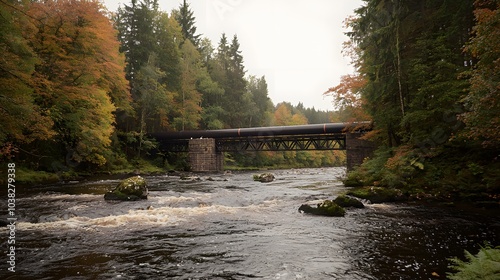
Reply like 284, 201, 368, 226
346, 132, 375, 171
188, 138, 223, 172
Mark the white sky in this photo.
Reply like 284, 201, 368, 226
102, 0, 364, 111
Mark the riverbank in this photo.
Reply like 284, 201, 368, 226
2, 159, 165, 185
6, 158, 344, 186
344, 185, 500, 210
342, 143, 500, 208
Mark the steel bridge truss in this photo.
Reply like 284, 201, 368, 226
159, 134, 346, 153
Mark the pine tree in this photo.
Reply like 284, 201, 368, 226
115, 0, 185, 135
224, 35, 248, 127
174, 0, 201, 47
247, 75, 273, 127
115, 0, 159, 82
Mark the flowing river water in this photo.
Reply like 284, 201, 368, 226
1, 167, 499, 279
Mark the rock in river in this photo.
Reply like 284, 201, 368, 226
253, 173, 275, 183
333, 195, 365, 208
104, 176, 148, 201
299, 200, 346, 217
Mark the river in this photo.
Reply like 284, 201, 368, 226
1, 167, 499, 279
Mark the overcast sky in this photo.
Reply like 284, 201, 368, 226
102, 0, 364, 111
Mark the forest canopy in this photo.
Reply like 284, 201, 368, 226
0, 0, 340, 173
326, 0, 500, 199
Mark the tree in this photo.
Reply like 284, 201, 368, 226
115, 0, 159, 82
28, 0, 129, 166
173, 39, 203, 130
460, 0, 500, 148
247, 75, 273, 127
156, 12, 182, 93
134, 54, 172, 155
273, 103, 307, 126
218, 34, 248, 127
0, 0, 54, 158
324, 74, 370, 122
173, 0, 200, 47
348, 0, 473, 147
115, 0, 185, 135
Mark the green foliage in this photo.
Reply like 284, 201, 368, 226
0, 0, 54, 153
460, 0, 500, 148
344, 0, 500, 202
14, 167, 60, 184
448, 244, 500, 280
344, 147, 394, 187
25, 0, 130, 167
173, 0, 200, 47
349, 0, 473, 147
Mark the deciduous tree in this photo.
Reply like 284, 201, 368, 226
28, 0, 129, 165
460, 0, 500, 148
0, 0, 54, 158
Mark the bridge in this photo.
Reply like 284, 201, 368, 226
151, 122, 374, 172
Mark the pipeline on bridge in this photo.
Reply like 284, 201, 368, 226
151, 122, 371, 140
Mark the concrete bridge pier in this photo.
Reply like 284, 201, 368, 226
346, 132, 375, 171
188, 138, 223, 172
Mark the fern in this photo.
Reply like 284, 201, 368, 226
448, 245, 500, 280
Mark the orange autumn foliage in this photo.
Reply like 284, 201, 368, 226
324, 74, 371, 123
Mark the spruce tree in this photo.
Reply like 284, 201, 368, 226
174, 0, 201, 47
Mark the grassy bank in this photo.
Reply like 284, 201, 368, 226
2, 158, 165, 185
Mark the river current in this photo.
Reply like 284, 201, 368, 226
1, 167, 499, 279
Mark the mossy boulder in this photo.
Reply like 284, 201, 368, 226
346, 186, 406, 203
298, 200, 346, 217
253, 173, 275, 183
334, 195, 365, 208
104, 176, 148, 201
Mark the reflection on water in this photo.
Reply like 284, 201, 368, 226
1, 168, 498, 279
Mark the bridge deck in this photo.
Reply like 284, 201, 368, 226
151, 122, 371, 152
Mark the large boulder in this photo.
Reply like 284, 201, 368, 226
298, 200, 346, 217
253, 173, 275, 183
334, 195, 365, 208
104, 176, 148, 201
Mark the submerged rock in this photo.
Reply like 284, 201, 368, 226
104, 176, 148, 201
180, 175, 202, 182
334, 195, 365, 208
253, 173, 275, 183
298, 200, 346, 217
